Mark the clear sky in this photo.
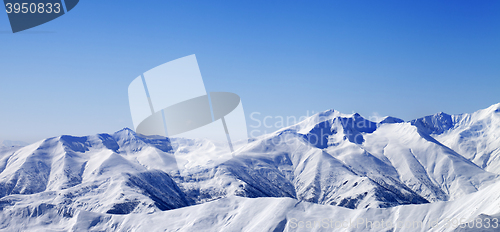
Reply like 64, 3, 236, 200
1, 0, 499, 143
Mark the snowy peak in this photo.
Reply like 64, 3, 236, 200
379, 116, 405, 124
411, 112, 454, 135
427, 103, 500, 173
59, 134, 120, 153
112, 127, 137, 141
298, 111, 378, 148
479, 102, 500, 116
112, 128, 172, 153
410, 103, 500, 136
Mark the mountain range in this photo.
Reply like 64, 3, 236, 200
0, 140, 28, 149
0, 103, 499, 231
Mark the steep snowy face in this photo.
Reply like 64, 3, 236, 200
413, 103, 500, 174
285, 110, 378, 149
302, 113, 378, 148
410, 112, 455, 135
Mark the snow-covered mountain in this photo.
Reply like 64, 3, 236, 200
411, 103, 500, 174
0, 104, 499, 231
0, 140, 28, 148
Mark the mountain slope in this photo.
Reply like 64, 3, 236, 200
2, 179, 500, 231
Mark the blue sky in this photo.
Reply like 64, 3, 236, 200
1, 0, 499, 143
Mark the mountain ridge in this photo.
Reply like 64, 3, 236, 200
0, 103, 499, 231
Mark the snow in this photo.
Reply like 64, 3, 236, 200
0, 103, 499, 231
